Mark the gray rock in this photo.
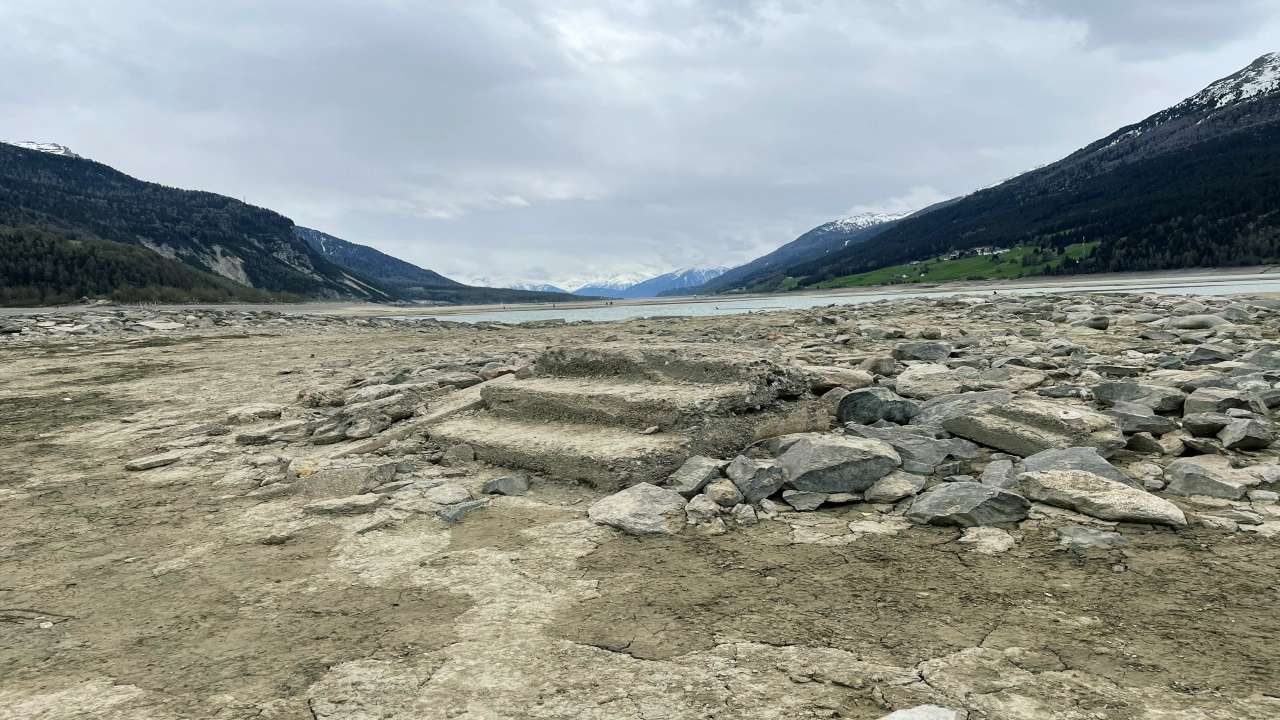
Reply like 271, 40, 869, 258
302, 493, 386, 515
803, 365, 874, 393
1183, 387, 1250, 415
906, 482, 1030, 526
124, 452, 183, 471
481, 474, 529, 496
666, 455, 726, 497
781, 489, 827, 511
1169, 314, 1228, 330
1072, 315, 1110, 330
942, 398, 1125, 458
725, 455, 786, 504
779, 435, 901, 493
1019, 470, 1186, 526
864, 470, 926, 503
893, 341, 952, 362
704, 478, 745, 507
837, 387, 920, 425
1182, 412, 1232, 437
1019, 446, 1136, 487
423, 483, 473, 505
1164, 456, 1253, 499
911, 390, 1015, 427
1105, 401, 1179, 436
845, 424, 977, 474
1057, 525, 1127, 551
1218, 418, 1274, 450
730, 503, 759, 526
906, 479, 1034, 525
1186, 344, 1235, 365
436, 499, 489, 523
587, 483, 688, 535
1092, 382, 1186, 413
684, 494, 721, 524
895, 364, 967, 400
980, 458, 1017, 488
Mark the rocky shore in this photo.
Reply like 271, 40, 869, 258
3, 292, 1279, 719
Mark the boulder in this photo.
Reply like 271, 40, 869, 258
725, 455, 786, 504
423, 484, 473, 505
481, 475, 529, 496
1183, 387, 1251, 415
906, 482, 1030, 526
781, 489, 827, 511
1019, 446, 1136, 487
846, 424, 977, 474
1018, 470, 1186, 526
704, 478, 745, 507
911, 390, 1014, 428
942, 398, 1125, 458
666, 455, 726, 498
1105, 401, 1179, 435
684, 494, 721, 525
1182, 412, 1232, 437
893, 341, 952, 362
1092, 382, 1186, 413
1164, 456, 1254, 499
803, 365, 874, 393
837, 387, 920, 425
779, 435, 900, 493
979, 458, 1016, 488
958, 526, 1016, 554
1218, 418, 1274, 450
863, 470, 927, 503
587, 483, 688, 536
896, 364, 967, 400
1169, 314, 1228, 330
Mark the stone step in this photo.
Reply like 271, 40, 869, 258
426, 415, 691, 490
480, 376, 760, 430
536, 344, 804, 391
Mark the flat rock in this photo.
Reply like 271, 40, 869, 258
846, 424, 977, 474
906, 482, 1030, 526
863, 470, 927, 503
423, 483, 473, 505
1018, 470, 1186, 526
1218, 418, 1274, 450
958, 526, 1016, 554
1164, 456, 1254, 499
942, 398, 1125, 458
1057, 525, 1128, 551
1093, 381, 1187, 412
666, 455, 726, 497
803, 365, 874, 393
587, 483, 688, 536
481, 474, 529, 496
910, 390, 1015, 428
1020, 446, 1137, 487
125, 452, 182, 471
436, 499, 488, 523
893, 341, 952, 362
302, 493, 386, 515
779, 435, 901, 493
896, 363, 966, 400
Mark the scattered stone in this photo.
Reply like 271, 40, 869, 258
1218, 418, 1274, 450
436, 499, 488, 523
1169, 314, 1228, 330
481, 474, 529, 496
893, 341, 952, 362
1183, 387, 1250, 415
1182, 412, 1232, 437
781, 489, 827, 511
845, 424, 977, 474
911, 390, 1014, 427
684, 494, 721, 524
958, 526, 1016, 554
979, 458, 1016, 488
804, 365, 874, 393
906, 482, 1031, 526
587, 483, 688, 536
779, 435, 901, 493
730, 503, 758, 526
1019, 470, 1187, 526
1020, 446, 1136, 487
1057, 525, 1127, 551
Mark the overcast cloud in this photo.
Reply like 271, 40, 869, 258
3, 0, 1277, 288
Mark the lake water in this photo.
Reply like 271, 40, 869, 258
401, 272, 1280, 325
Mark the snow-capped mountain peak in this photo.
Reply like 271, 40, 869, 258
1181, 52, 1280, 110
828, 210, 909, 232
571, 271, 652, 293
6, 141, 80, 158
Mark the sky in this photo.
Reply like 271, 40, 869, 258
3, 1, 1278, 289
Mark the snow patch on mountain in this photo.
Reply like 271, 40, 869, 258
1183, 51, 1280, 110
5, 141, 80, 158
827, 210, 909, 233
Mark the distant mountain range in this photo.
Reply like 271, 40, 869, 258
467, 266, 729, 299
0, 142, 574, 306
702, 51, 1280, 292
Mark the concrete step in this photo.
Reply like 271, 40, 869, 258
480, 376, 759, 431
426, 415, 690, 489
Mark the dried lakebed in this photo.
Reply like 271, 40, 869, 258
2, 294, 1280, 719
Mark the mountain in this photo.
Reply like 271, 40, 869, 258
298, 227, 583, 305
691, 211, 910, 294
509, 281, 569, 293
571, 272, 654, 297
785, 52, 1280, 285
622, 266, 729, 297
0, 141, 394, 302
9, 141, 80, 158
